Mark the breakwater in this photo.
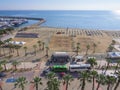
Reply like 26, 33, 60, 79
0, 16, 44, 21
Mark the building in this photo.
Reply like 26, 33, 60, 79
107, 52, 120, 59
50, 52, 70, 63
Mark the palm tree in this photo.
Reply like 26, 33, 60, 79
14, 45, 21, 56
114, 60, 120, 74
104, 59, 111, 74
93, 43, 97, 53
90, 70, 98, 90
76, 43, 80, 55
105, 76, 116, 90
23, 46, 27, 56
47, 72, 56, 80
31, 77, 42, 90
33, 45, 37, 56
0, 60, 7, 71
11, 61, 20, 70
78, 71, 91, 90
108, 45, 113, 52
14, 77, 28, 90
47, 78, 60, 90
87, 58, 97, 69
86, 44, 90, 55
96, 74, 106, 90
62, 74, 73, 90
37, 40, 41, 50
42, 42, 45, 50
46, 72, 60, 90
0, 41, 4, 55
45, 46, 49, 57
111, 40, 116, 45
114, 71, 120, 90
0, 41, 5, 56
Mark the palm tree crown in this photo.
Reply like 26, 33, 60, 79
31, 77, 42, 90
15, 77, 28, 90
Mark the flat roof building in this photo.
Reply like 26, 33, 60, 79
50, 52, 70, 63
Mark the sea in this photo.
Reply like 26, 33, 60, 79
0, 10, 120, 30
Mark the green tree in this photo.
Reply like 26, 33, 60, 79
78, 71, 91, 90
31, 77, 42, 90
14, 45, 21, 56
108, 45, 113, 52
114, 60, 120, 74
114, 71, 120, 90
0, 41, 4, 55
42, 42, 45, 50
86, 44, 90, 55
90, 70, 98, 90
62, 74, 73, 90
105, 76, 116, 90
12, 61, 20, 70
0, 60, 7, 71
47, 78, 60, 90
45, 46, 49, 57
87, 58, 97, 68
47, 72, 56, 80
96, 74, 106, 90
33, 45, 37, 56
93, 43, 97, 53
37, 40, 41, 50
46, 72, 60, 90
104, 59, 111, 74
76, 43, 80, 55
14, 77, 28, 90
111, 40, 116, 45
23, 46, 27, 56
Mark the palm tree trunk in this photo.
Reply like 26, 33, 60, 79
15, 65, 17, 70
4, 64, 6, 71
96, 82, 100, 90
86, 49, 88, 55
34, 48, 36, 56
114, 79, 120, 90
114, 63, 119, 73
36, 84, 38, 90
25, 50, 26, 56
107, 84, 110, 90
104, 63, 109, 74
92, 77, 95, 90
66, 82, 68, 90
0, 86, 2, 90
16, 49, 19, 56
81, 79, 85, 90
46, 49, 48, 57
93, 47, 95, 53
22, 87, 24, 90
0, 47, 2, 55
2, 48, 5, 56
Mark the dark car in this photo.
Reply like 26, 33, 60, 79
0, 72, 6, 77
43, 68, 51, 75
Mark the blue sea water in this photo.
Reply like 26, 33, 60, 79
0, 10, 120, 30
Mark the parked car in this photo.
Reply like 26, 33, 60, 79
0, 72, 6, 77
43, 68, 51, 76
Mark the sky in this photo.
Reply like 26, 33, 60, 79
0, 0, 120, 10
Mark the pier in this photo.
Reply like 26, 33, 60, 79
0, 16, 44, 21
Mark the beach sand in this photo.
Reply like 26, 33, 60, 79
12, 26, 113, 56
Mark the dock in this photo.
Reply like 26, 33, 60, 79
0, 16, 44, 21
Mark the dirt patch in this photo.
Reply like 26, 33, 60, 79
49, 35, 73, 51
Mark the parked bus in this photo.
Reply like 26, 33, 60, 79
52, 65, 67, 72
69, 64, 91, 72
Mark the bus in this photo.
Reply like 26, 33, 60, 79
51, 65, 68, 72
69, 64, 91, 72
